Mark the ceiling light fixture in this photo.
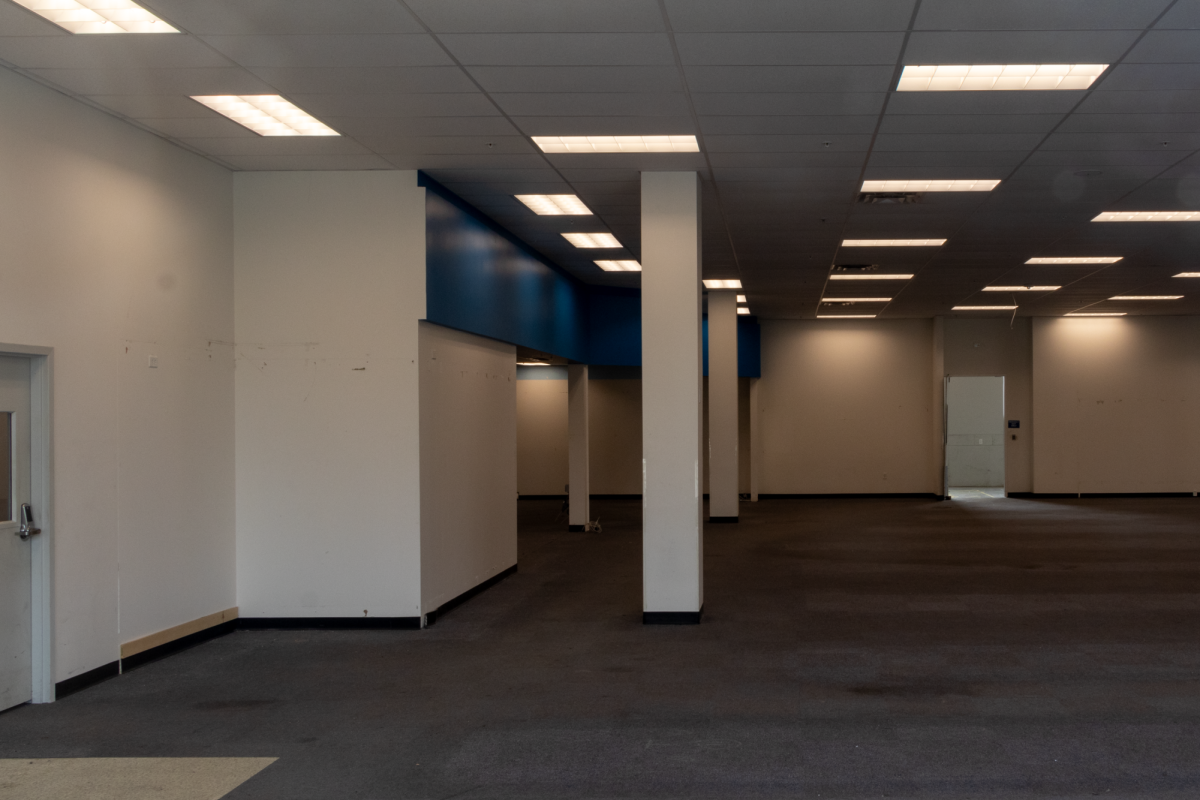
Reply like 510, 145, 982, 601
561, 232, 621, 249
842, 239, 946, 247
736, 295, 747, 303
703, 279, 742, 289
594, 260, 641, 272
818, 315, 876, 319
981, 286, 1060, 292
953, 305, 1018, 310
1093, 211, 1200, 222
12, 0, 178, 33
897, 64, 1107, 91
1173, 272, 1200, 278
821, 297, 892, 303
532, 135, 699, 154
861, 179, 999, 192
515, 195, 592, 215
191, 96, 338, 136
1026, 257, 1122, 264
829, 274, 914, 281
1109, 295, 1182, 300
1066, 313, 1126, 317
737, 308, 751, 316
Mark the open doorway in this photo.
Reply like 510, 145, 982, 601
946, 376, 1005, 500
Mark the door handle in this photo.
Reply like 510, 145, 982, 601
17, 503, 40, 541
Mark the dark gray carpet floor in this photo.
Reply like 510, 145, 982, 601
3, 496, 1200, 799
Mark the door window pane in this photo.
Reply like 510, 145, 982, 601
0, 412, 9, 522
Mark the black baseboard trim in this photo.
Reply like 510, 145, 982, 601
708, 516, 738, 523
568, 524, 586, 532
517, 494, 567, 500
643, 609, 702, 625
1007, 491, 1035, 498
238, 617, 422, 630
425, 564, 517, 626
1023, 491, 1197, 499
758, 493, 942, 500
55, 661, 119, 700
122, 620, 238, 672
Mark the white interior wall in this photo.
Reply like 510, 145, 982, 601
1032, 316, 1200, 494
234, 171, 426, 619
0, 66, 235, 681
944, 318, 1033, 493
758, 320, 938, 495
946, 377, 1005, 487
516, 374, 568, 495
419, 322, 517, 613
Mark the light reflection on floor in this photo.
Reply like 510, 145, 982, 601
948, 486, 1006, 500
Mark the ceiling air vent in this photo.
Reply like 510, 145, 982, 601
857, 192, 921, 204
832, 264, 879, 273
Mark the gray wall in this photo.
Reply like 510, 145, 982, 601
946, 377, 1005, 487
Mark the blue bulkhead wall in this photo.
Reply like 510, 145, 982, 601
420, 173, 760, 377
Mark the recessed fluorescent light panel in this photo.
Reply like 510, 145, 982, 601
842, 239, 946, 247
736, 295, 747, 303
703, 279, 742, 289
191, 96, 337, 136
982, 286, 1060, 292
1093, 211, 1200, 222
953, 305, 1018, 310
829, 273, 914, 280
515, 195, 592, 215
1174, 273, 1200, 278
1067, 313, 1126, 317
517, 361, 551, 366
594, 260, 641, 272
818, 315, 876, 319
898, 64, 1106, 91
561, 232, 621, 249
13, 0, 178, 33
1109, 295, 1182, 300
1026, 257, 1122, 264
822, 297, 892, 303
861, 180, 999, 192
532, 135, 699, 153
737, 308, 751, 315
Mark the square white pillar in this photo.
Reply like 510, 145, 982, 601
707, 290, 739, 521
567, 364, 590, 530
641, 172, 703, 624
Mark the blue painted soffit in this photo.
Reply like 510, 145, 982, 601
419, 172, 760, 377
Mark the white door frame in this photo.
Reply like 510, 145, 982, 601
0, 344, 54, 703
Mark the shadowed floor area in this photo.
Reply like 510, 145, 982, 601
2, 496, 1200, 799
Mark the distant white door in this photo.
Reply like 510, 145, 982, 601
946, 376, 1005, 488
0, 356, 33, 711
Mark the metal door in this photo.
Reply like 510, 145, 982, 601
0, 355, 33, 711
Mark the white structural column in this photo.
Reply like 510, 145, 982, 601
641, 171, 703, 624
707, 290, 740, 521
567, 364, 590, 531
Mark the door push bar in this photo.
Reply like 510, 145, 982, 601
17, 503, 40, 540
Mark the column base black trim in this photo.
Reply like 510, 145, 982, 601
55, 661, 119, 699
424, 564, 517, 626
759, 492, 942, 500
568, 524, 586, 532
643, 609, 702, 625
122, 620, 238, 672
708, 516, 738, 524
238, 617, 422, 630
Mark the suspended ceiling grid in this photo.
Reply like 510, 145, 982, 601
2, 0, 1200, 318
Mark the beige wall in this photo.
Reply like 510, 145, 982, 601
419, 323, 517, 613
1032, 316, 1200, 494
516, 378, 568, 495
944, 318, 1033, 492
758, 319, 938, 494
0, 66, 235, 681
234, 171, 426, 619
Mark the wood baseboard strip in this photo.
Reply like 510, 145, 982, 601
120, 607, 239, 660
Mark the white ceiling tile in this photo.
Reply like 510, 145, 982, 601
703, 134, 873, 152
0, 36, 231, 70
352, 135, 533, 155
675, 33, 904, 66
699, 116, 878, 135
509, 116, 695, 135
87, 94, 221, 118
684, 65, 896, 93
542, 152, 708, 170
1078, 89, 1200, 113
29, 67, 273, 96
663, 0, 916, 32
1041, 131, 1200, 151
490, 92, 690, 117
1155, 0, 1200, 28
219, 153, 395, 170
873, 133, 1046, 151
0, 2, 68, 35
137, 116, 261, 138
405, 0, 665, 33
176, 136, 372, 156
327, 116, 519, 137
145, 0, 425, 35
245, 66, 477, 93
867, 151, 1029, 167
382, 153, 549, 170
880, 114, 1061, 134
198, 34, 452, 68
288, 93, 497, 118
914, 0, 1171, 30
437, 33, 675, 66
1123, 30, 1200, 62
886, 92, 1083, 114
692, 93, 886, 116
467, 66, 683, 93
709, 152, 865, 168
904, 30, 1140, 63
1099, 64, 1200, 91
